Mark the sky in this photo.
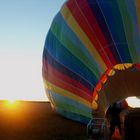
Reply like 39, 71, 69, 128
0, 0, 66, 101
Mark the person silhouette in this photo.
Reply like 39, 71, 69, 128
105, 102, 122, 139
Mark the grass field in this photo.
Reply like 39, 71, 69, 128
0, 101, 86, 140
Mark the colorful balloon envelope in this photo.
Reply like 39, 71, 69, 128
42, 0, 140, 124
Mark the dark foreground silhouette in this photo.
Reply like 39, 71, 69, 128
0, 101, 86, 140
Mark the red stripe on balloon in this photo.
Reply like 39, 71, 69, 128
43, 60, 93, 102
135, 64, 140, 70
66, 0, 116, 67
76, 0, 117, 66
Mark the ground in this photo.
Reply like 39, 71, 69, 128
0, 101, 86, 140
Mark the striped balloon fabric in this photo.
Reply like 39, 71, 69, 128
42, 0, 140, 124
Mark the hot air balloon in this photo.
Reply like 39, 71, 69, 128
42, 0, 140, 124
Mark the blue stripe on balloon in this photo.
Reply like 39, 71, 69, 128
125, 0, 140, 62
87, 0, 122, 63
44, 30, 98, 86
50, 90, 92, 116
55, 107, 91, 124
53, 13, 103, 72
98, 0, 132, 63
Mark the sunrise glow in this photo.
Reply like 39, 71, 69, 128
0, 53, 47, 102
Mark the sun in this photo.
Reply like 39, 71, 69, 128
7, 99, 16, 104
4, 99, 18, 109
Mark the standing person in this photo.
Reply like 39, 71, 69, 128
105, 102, 122, 139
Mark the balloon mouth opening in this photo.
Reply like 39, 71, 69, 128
106, 96, 140, 110
125, 96, 140, 108
92, 63, 140, 110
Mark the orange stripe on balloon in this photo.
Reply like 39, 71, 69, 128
93, 90, 97, 99
100, 74, 107, 84
96, 82, 102, 91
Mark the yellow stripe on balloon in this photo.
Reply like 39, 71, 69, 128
60, 5, 107, 71
94, 94, 98, 101
124, 63, 133, 69
113, 63, 133, 70
108, 69, 115, 76
113, 64, 125, 70
44, 80, 92, 108
91, 100, 98, 110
